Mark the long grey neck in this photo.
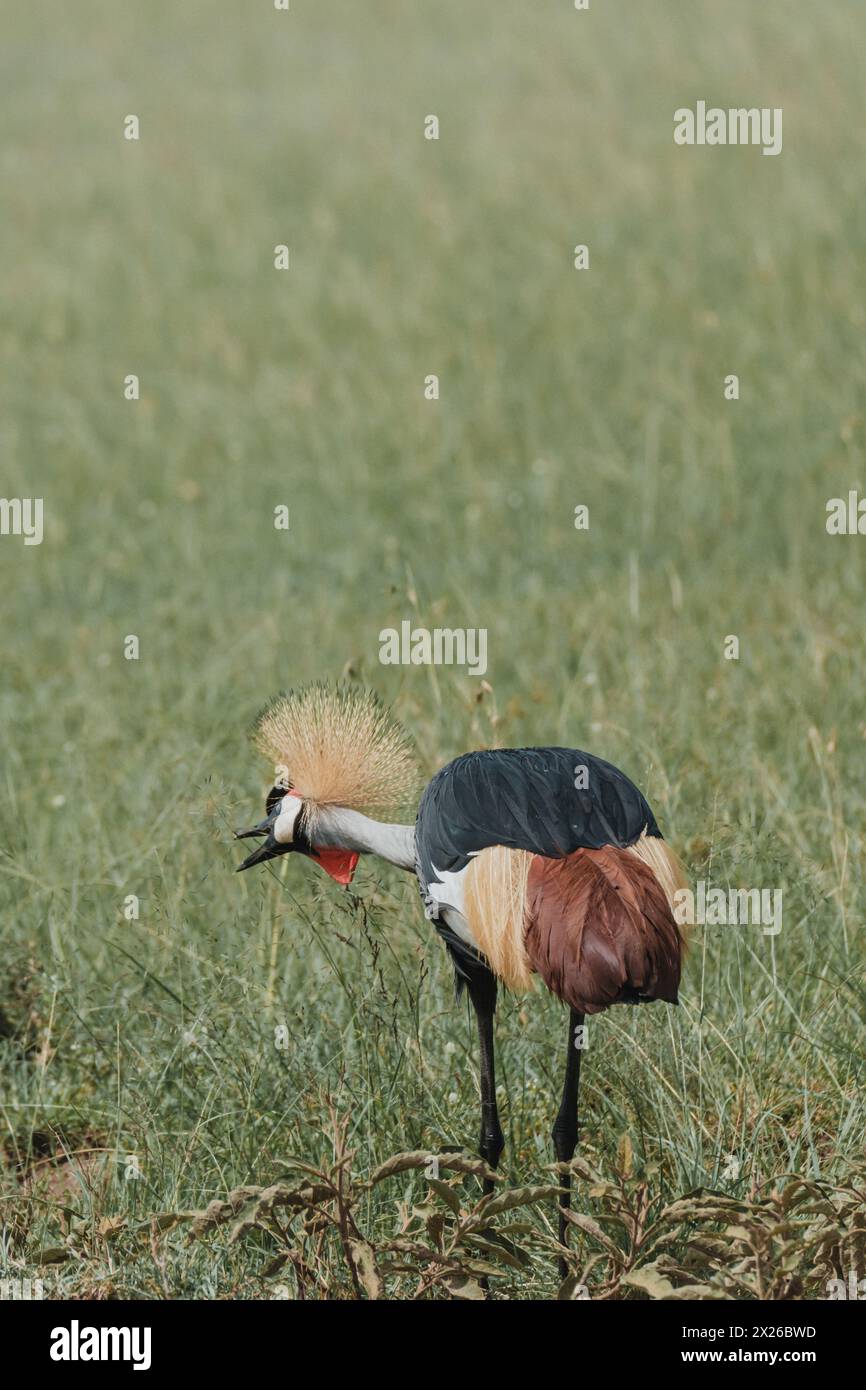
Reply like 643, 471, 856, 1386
311, 806, 416, 872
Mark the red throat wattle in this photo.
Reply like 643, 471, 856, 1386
310, 847, 360, 886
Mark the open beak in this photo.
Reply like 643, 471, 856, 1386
234, 807, 293, 872
235, 834, 293, 872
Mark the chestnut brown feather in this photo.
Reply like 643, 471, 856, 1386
524, 846, 683, 1015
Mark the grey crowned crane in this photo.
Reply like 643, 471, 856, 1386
235, 685, 687, 1274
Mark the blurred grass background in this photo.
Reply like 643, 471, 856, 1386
1, 0, 865, 1297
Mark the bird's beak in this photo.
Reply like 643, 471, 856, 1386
234, 815, 275, 840
234, 807, 293, 872
235, 833, 293, 872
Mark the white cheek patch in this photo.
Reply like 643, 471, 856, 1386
273, 796, 302, 845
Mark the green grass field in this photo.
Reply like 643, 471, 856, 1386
2, 0, 865, 1299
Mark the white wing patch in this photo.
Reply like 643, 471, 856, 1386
425, 860, 478, 947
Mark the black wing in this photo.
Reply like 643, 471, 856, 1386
415, 747, 661, 891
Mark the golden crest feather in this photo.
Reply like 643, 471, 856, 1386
252, 683, 419, 825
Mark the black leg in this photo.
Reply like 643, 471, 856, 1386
467, 969, 504, 1194
552, 1007, 585, 1278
